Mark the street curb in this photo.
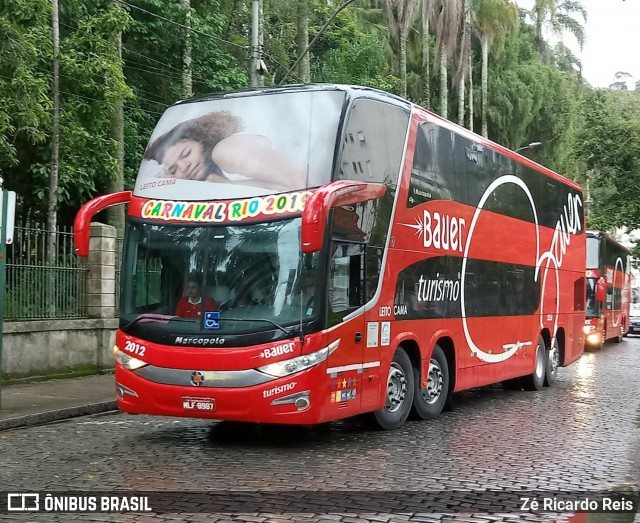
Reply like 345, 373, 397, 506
0, 401, 119, 432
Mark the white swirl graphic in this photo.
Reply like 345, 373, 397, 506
460, 175, 540, 363
612, 256, 624, 328
460, 175, 582, 363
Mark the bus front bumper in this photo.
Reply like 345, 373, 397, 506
113, 363, 328, 425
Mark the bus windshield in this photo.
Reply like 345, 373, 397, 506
585, 277, 599, 318
586, 236, 599, 269
120, 219, 321, 340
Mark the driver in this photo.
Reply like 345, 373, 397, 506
176, 272, 219, 318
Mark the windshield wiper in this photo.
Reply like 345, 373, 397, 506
220, 317, 297, 338
123, 313, 194, 330
122, 314, 301, 340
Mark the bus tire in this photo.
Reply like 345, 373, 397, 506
370, 348, 414, 430
523, 336, 546, 391
599, 324, 607, 349
544, 338, 559, 387
613, 326, 623, 343
412, 345, 449, 420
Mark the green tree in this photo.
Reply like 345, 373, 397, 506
578, 90, 640, 233
472, 0, 519, 137
383, 0, 420, 98
430, 0, 463, 117
0, 0, 52, 194
531, 0, 586, 61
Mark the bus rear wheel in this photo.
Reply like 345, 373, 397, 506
370, 348, 414, 430
412, 345, 449, 420
613, 325, 623, 343
523, 336, 546, 391
544, 338, 559, 387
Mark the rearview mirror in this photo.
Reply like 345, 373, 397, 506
301, 181, 386, 253
596, 276, 606, 302
74, 191, 132, 256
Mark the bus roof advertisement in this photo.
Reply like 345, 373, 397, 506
133, 90, 344, 201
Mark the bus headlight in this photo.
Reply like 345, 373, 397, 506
583, 325, 596, 334
114, 346, 148, 371
258, 347, 330, 378
586, 333, 601, 345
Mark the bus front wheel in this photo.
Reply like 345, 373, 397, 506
370, 348, 414, 430
523, 336, 546, 391
412, 345, 449, 420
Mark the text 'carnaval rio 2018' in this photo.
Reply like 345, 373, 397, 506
140, 191, 312, 223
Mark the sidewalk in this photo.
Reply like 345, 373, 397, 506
0, 373, 118, 431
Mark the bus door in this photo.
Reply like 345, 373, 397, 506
326, 241, 367, 414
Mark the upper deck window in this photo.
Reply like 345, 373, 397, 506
337, 98, 409, 185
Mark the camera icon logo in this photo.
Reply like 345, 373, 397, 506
7, 493, 40, 511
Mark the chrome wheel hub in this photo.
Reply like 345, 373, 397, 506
549, 346, 559, 375
423, 359, 443, 404
536, 345, 545, 378
385, 362, 407, 413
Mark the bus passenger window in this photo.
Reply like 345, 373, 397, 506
329, 243, 365, 326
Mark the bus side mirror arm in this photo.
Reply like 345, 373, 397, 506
301, 181, 387, 253
74, 191, 132, 256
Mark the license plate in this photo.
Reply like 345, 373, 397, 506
182, 397, 216, 411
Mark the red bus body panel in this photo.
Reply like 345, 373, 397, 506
584, 233, 631, 348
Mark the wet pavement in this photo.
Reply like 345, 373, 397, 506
1, 338, 639, 522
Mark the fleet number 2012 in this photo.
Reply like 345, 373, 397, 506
124, 340, 146, 356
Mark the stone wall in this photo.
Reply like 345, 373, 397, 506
1, 222, 119, 382
2, 319, 118, 382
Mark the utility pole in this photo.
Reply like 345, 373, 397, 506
250, 0, 259, 87
257, 0, 265, 87
0, 186, 6, 410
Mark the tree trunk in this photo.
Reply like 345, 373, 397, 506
107, 27, 125, 238
457, 0, 467, 126
297, 0, 310, 83
48, 0, 59, 265
466, 5, 473, 131
535, 6, 544, 54
47, 0, 60, 316
422, 0, 430, 108
181, 0, 193, 98
400, 25, 407, 98
468, 50, 473, 131
481, 34, 488, 138
439, 42, 448, 118
458, 68, 465, 126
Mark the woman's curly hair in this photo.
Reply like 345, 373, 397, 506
144, 111, 243, 176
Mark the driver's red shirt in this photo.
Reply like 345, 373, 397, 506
175, 296, 219, 318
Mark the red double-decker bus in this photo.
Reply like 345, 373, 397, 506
75, 84, 586, 430
584, 230, 631, 349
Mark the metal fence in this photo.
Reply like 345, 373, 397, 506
5, 224, 89, 321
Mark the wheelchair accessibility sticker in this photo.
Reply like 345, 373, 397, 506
204, 311, 220, 329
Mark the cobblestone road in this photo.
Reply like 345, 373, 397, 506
1, 338, 640, 523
